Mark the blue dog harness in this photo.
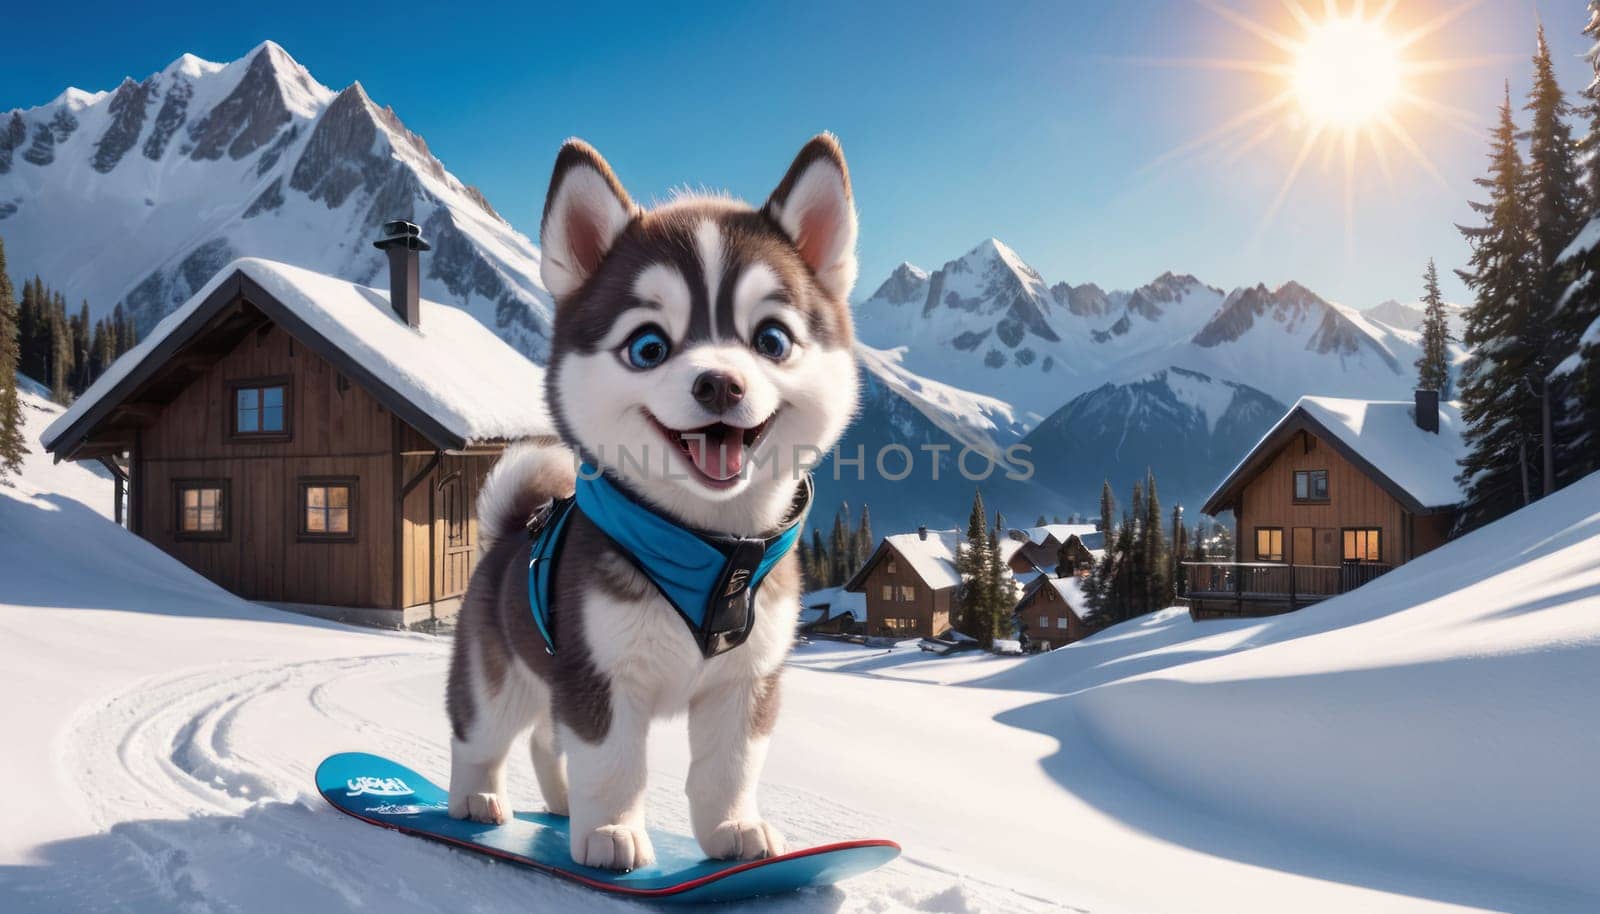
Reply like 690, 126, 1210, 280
527, 467, 811, 658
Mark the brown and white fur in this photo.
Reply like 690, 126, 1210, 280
446, 135, 860, 871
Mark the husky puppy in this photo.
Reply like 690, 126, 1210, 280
446, 135, 860, 870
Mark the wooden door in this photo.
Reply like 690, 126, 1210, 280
434, 469, 473, 600
1315, 528, 1339, 565
1292, 527, 1313, 565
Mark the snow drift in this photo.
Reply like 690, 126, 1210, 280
1003, 471, 1600, 906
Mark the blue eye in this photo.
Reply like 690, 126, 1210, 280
753, 322, 793, 361
624, 327, 671, 369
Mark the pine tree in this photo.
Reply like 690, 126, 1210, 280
809, 529, 830, 593
1554, 6, 1600, 485
73, 301, 91, 394
1415, 259, 1454, 397
1143, 470, 1170, 611
1455, 85, 1545, 530
18, 277, 46, 382
957, 490, 991, 645
854, 504, 873, 571
1112, 511, 1136, 621
49, 291, 71, 404
1098, 480, 1115, 536
1580, 1, 1600, 209
1523, 24, 1588, 490
89, 318, 109, 382
0, 237, 26, 477
1127, 482, 1145, 612
1525, 26, 1585, 275
985, 523, 1011, 643
1035, 514, 1048, 527
828, 508, 851, 587
109, 303, 138, 358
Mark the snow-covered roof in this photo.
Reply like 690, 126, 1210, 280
843, 528, 964, 592
1019, 574, 1091, 621
802, 586, 866, 620
1204, 395, 1467, 515
1070, 530, 1105, 553
882, 529, 964, 590
1049, 577, 1091, 620
1013, 524, 1098, 547
43, 258, 552, 454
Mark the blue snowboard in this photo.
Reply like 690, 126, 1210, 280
315, 752, 899, 903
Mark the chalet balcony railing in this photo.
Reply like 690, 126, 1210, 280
1182, 561, 1394, 604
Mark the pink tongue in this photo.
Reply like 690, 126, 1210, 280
684, 428, 745, 480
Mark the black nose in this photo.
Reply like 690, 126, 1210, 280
692, 370, 745, 413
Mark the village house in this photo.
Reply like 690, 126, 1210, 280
1014, 574, 1093, 650
1185, 391, 1466, 619
843, 526, 965, 639
40, 223, 555, 628
843, 524, 1051, 640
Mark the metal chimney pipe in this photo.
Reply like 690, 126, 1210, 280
373, 220, 430, 327
1413, 389, 1439, 434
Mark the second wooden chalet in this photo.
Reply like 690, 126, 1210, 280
1186, 391, 1466, 619
843, 526, 967, 639
40, 223, 555, 628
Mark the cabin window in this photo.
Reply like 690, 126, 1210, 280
174, 480, 228, 539
1057, 617, 1069, 630
899, 585, 917, 602
299, 478, 357, 541
1293, 469, 1329, 502
1255, 527, 1284, 562
880, 618, 917, 637
1039, 615, 1050, 628
1343, 528, 1381, 563
886, 560, 898, 574
230, 378, 290, 438
880, 584, 894, 601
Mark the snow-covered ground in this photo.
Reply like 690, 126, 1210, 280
4, 388, 1598, 913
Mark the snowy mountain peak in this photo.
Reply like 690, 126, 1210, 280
0, 43, 555, 359
956, 236, 1043, 284
864, 261, 929, 306
854, 235, 1451, 423
39, 87, 108, 114
161, 52, 224, 82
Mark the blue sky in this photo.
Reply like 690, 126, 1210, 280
2, 0, 1590, 306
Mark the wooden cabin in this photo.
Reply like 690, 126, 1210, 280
41, 226, 554, 628
1015, 575, 1092, 650
1186, 391, 1465, 619
844, 527, 964, 639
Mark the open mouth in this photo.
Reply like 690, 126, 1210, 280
647, 413, 774, 488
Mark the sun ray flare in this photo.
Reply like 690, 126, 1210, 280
1155, 0, 1492, 240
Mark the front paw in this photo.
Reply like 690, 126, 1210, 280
572, 824, 655, 871
699, 819, 786, 860
449, 792, 508, 825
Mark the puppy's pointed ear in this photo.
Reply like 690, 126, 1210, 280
765, 134, 858, 301
540, 139, 635, 300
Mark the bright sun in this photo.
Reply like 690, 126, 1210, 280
1141, 1, 1488, 251
1293, 18, 1402, 126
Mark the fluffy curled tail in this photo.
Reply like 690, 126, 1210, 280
476, 442, 577, 554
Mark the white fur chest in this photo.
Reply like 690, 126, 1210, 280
577, 555, 798, 718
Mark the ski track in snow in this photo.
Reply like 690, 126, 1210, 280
29, 648, 1072, 914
